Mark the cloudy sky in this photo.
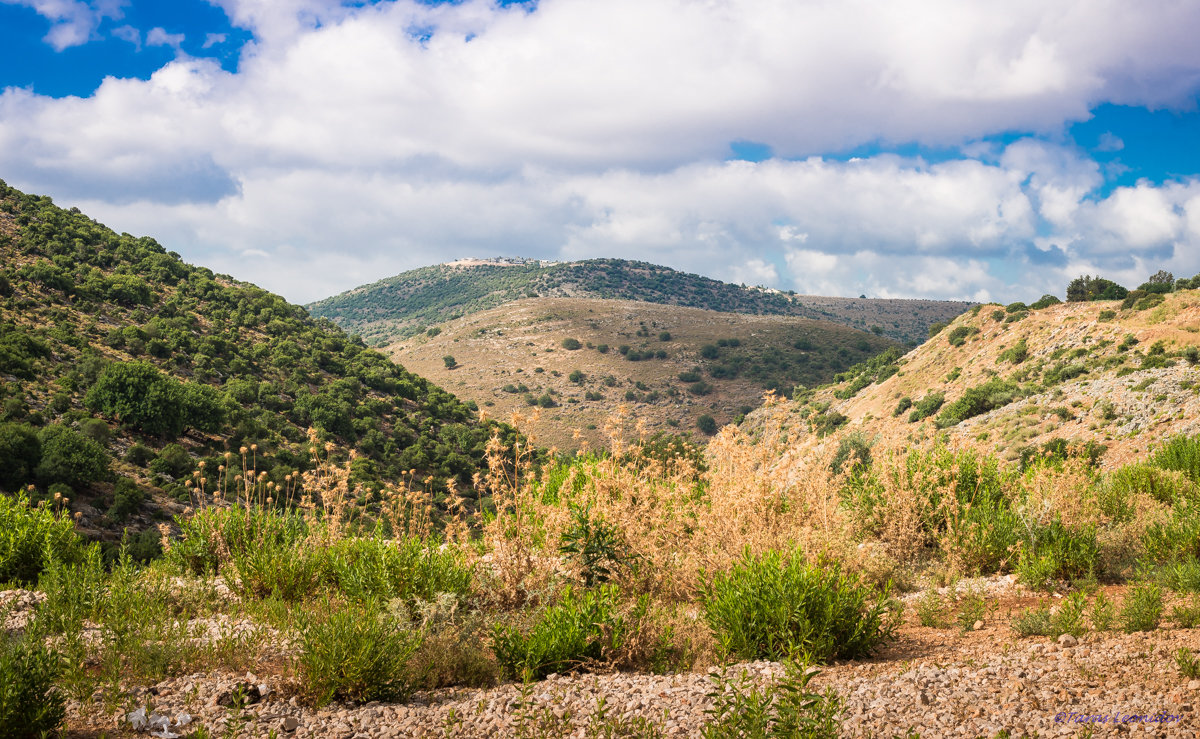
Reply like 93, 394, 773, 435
2, 0, 1200, 304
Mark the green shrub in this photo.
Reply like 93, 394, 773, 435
696, 415, 718, 435
1012, 592, 1087, 639
122, 443, 155, 467
1143, 500, 1200, 565
1176, 648, 1200, 679
810, 409, 847, 438
0, 422, 40, 490
700, 549, 896, 663
1171, 597, 1200, 629
892, 397, 912, 417
492, 585, 630, 682
946, 325, 979, 347
298, 602, 422, 706
1090, 592, 1115, 631
561, 338, 582, 350
935, 379, 1022, 428
109, 478, 145, 521
1150, 435, 1200, 486
1029, 294, 1061, 310
915, 589, 946, 628
324, 535, 473, 605
0, 493, 85, 585
998, 338, 1028, 364
701, 658, 841, 739
907, 392, 944, 423
0, 634, 65, 737
149, 443, 193, 479
34, 423, 109, 488
1120, 582, 1163, 633
1016, 521, 1098, 591
1159, 557, 1200, 592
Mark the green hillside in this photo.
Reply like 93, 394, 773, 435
0, 181, 516, 551
307, 258, 971, 345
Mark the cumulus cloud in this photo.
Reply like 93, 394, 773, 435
2, 0, 1200, 303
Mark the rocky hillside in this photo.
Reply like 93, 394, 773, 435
306, 257, 971, 345
0, 181, 515, 551
748, 289, 1200, 469
385, 297, 897, 450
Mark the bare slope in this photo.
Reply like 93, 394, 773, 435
386, 297, 897, 450
749, 290, 1200, 468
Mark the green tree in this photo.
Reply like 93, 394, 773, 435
85, 361, 186, 437
0, 423, 40, 490
35, 424, 109, 488
443, 355, 457, 369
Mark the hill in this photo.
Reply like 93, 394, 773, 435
385, 296, 898, 449
744, 288, 1200, 468
306, 257, 971, 345
0, 181, 516, 552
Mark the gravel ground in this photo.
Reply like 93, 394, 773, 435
6, 586, 1197, 737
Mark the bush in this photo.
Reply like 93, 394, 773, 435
34, 424, 109, 488
492, 585, 631, 682
123, 443, 155, 467
1015, 521, 1098, 590
298, 602, 423, 706
0, 634, 65, 737
892, 397, 912, 417
1120, 582, 1163, 633
0, 493, 85, 585
561, 338, 582, 350
0, 422, 40, 490
696, 415, 718, 435
700, 549, 897, 663
1150, 435, 1200, 486
935, 379, 1022, 428
701, 658, 841, 739
442, 355, 456, 369
946, 326, 978, 347
109, 478, 145, 521
907, 392, 944, 423
149, 443, 193, 479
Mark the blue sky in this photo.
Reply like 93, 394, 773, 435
2, 0, 1200, 304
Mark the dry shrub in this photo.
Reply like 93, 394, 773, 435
477, 401, 861, 607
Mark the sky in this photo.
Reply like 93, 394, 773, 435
2, 0, 1200, 305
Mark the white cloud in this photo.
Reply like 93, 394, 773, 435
146, 27, 185, 51
3, 0, 1200, 304
3, 0, 125, 50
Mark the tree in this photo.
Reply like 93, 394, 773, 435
443, 355, 457, 369
85, 361, 186, 437
1139, 270, 1176, 294
696, 414, 718, 434
35, 424, 109, 488
0, 423, 40, 490
1066, 275, 1128, 302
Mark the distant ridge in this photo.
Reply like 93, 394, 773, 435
307, 257, 972, 345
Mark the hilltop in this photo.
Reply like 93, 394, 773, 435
0, 182, 515, 552
747, 287, 1200, 469
385, 297, 898, 449
306, 257, 971, 345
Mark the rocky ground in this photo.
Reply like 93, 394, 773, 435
5, 580, 1196, 738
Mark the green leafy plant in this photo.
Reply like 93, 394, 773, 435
1120, 582, 1163, 633
1170, 596, 1200, 628
955, 588, 986, 632
558, 504, 627, 588
298, 601, 422, 706
491, 585, 629, 682
700, 548, 897, 663
915, 589, 947, 628
1090, 592, 1115, 631
701, 658, 841, 739
0, 633, 65, 737
1176, 648, 1200, 679
0, 492, 85, 585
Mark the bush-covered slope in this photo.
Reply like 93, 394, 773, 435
0, 181, 515, 549
751, 287, 1200, 469
307, 258, 971, 345
387, 297, 898, 449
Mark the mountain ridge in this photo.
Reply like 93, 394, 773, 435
306, 257, 973, 346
